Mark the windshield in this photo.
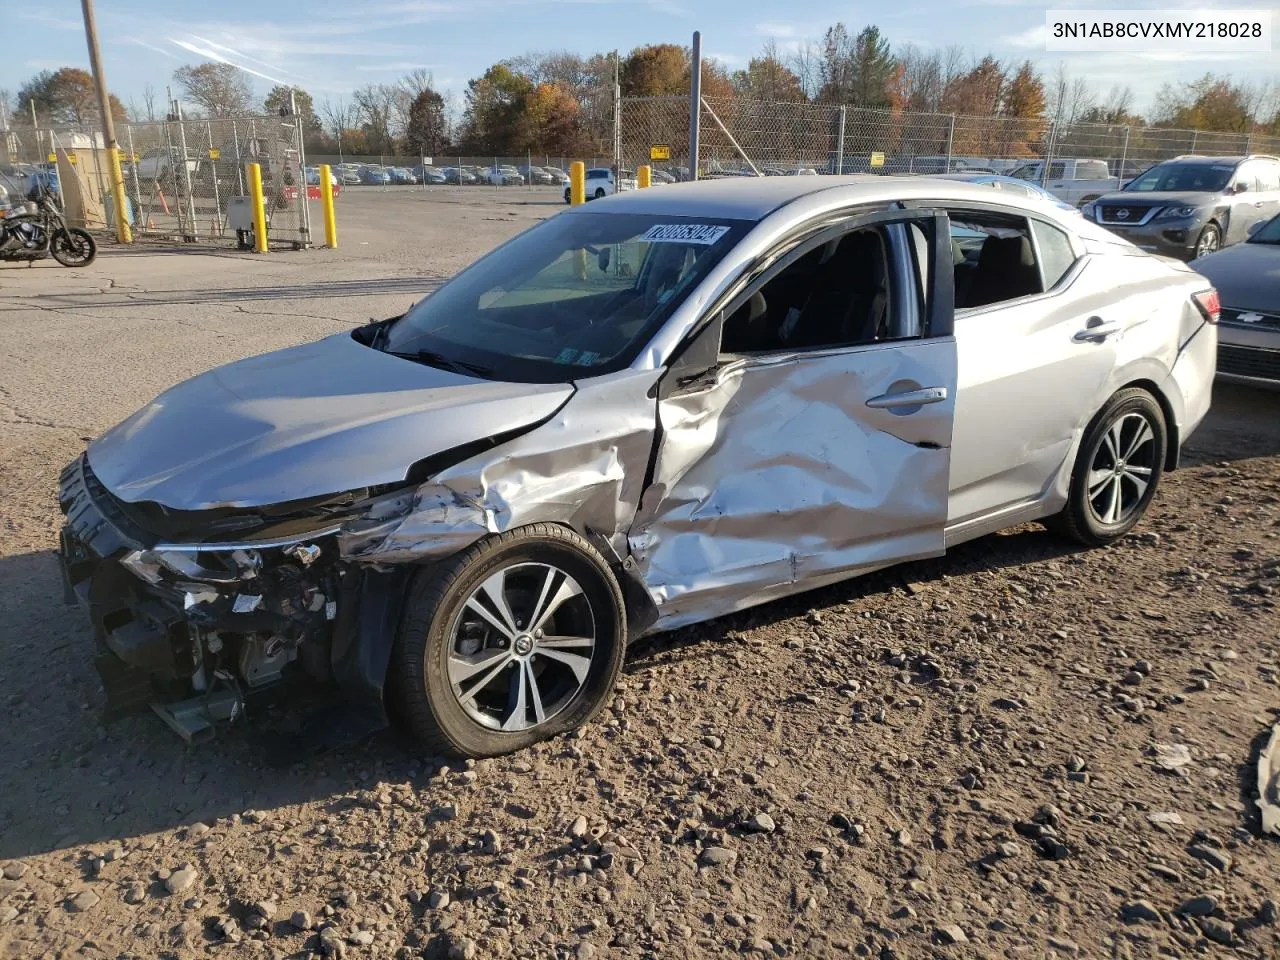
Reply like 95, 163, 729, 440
379, 212, 750, 382
1124, 162, 1234, 193
1249, 215, 1280, 244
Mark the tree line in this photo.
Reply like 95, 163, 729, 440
4, 23, 1278, 159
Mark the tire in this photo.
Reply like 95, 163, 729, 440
1193, 222, 1221, 259
564, 189, 571, 204
388, 524, 627, 758
1049, 387, 1167, 547
50, 228, 96, 267
593, 188, 606, 199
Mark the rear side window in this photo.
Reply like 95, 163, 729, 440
1077, 161, 1110, 180
1030, 220, 1077, 289
1047, 162, 1066, 179
1248, 160, 1280, 192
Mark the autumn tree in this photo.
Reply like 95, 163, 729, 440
265, 86, 321, 132
847, 26, 895, 109
942, 56, 1005, 117
523, 83, 583, 154
732, 46, 806, 102
1153, 74, 1277, 132
815, 24, 856, 104
459, 64, 534, 154
17, 67, 126, 127
621, 44, 686, 97
352, 84, 401, 154
173, 62, 255, 117
405, 88, 448, 156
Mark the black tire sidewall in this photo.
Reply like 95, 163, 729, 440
1068, 391, 1166, 543
51, 228, 96, 267
400, 531, 625, 757
1195, 223, 1220, 257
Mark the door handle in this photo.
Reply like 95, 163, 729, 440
1073, 317, 1121, 342
866, 386, 948, 409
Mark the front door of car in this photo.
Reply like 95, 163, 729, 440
626, 210, 958, 631
1230, 160, 1280, 241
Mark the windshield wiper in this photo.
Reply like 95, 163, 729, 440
386, 348, 492, 378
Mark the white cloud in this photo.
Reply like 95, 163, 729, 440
168, 39, 288, 85
356, 62, 438, 72
706, 52, 746, 67
1003, 25, 1048, 48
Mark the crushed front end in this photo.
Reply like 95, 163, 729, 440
57, 454, 391, 743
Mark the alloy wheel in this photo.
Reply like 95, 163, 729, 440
1086, 412, 1158, 526
1195, 228, 1220, 257
446, 562, 596, 732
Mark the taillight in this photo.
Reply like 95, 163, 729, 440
1192, 288, 1220, 324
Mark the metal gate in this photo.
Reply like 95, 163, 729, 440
116, 112, 311, 247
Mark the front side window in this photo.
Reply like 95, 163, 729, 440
1047, 162, 1066, 179
1125, 162, 1235, 193
380, 213, 750, 382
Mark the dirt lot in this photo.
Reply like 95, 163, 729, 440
1, 190, 1278, 960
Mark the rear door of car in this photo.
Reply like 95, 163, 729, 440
1239, 159, 1280, 233
627, 208, 958, 629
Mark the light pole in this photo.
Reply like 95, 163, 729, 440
79, 0, 132, 243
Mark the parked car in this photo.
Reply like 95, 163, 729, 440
649, 169, 676, 184
440, 167, 478, 185
1191, 212, 1280, 386
59, 176, 1216, 754
359, 165, 392, 185
1008, 158, 1126, 206
338, 164, 363, 186
305, 166, 338, 188
935, 173, 1081, 214
542, 167, 570, 184
415, 165, 447, 185
519, 165, 554, 185
563, 167, 632, 202
389, 167, 419, 185
1081, 154, 1280, 260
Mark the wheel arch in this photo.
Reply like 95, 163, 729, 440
1117, 377, 1180, 472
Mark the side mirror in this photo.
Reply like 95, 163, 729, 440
1234, 181, 1249, 194
597, 246, 611, 272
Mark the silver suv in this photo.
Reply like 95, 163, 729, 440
1081, 154, 1280, 260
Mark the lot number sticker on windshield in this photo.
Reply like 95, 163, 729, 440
640, 224, 730, 245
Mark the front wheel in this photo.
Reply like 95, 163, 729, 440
388, 524, 626, 758
1193, 222, 1221, 259
593, 188, 606, 199
50, 228, 96, 267
1049, 388, 1167, 547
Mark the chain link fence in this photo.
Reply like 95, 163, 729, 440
619, 95, 1280, 190
2, 114, 312, 247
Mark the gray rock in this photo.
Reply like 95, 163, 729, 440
349, 930, 375, 946
291, 910, 313, 930
568, 815, 589, 839
448, 937, 477, 960
251, 900, 278, 919
1121, 900, 1162, 924
1047, 937, 1081, 956
0, 906, 18, 925
743, 813, 776, 834
576, 943, 597, 960
165, 865, 198, 895
935, 923, 968, 944
67, 889, 100, 913
481, 829, 502, 855
1154, 743, 1192, 772
991, 697, 1021, 710
1, 862, 27, 881
427, 888, 450, 910
436, 803, 459, 821
1188, 844, 1232, 872
1199, 917, 1234, 945
997, 842, 1022, 859
123, 882, 146, 904
699, 846, 736, 867
1176, 894, 1219, 917
1257, 899, 1278, 925
1147, 812, 1184, 826
318, 926, 346, 958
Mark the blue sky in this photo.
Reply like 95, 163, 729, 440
4, 1, 1277, 117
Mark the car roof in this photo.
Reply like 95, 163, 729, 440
570, 174, 1074, 223
1158, 155, 1247, 165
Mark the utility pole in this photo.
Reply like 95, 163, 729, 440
689, 31, 702, 182
79, 0, 132, 243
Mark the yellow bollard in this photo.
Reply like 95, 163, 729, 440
319, 163, 338, 249
638, 165, 651, 188
569, 161, 585, 206
106, 146, 132, 244
248, 162, 268, 254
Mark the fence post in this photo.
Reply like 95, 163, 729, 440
835, 106, 847, 175
125, 125, 143, 231
292, 94, 312, 247
174, 103, 199, 240
1244, 134, 1253, 155
1190, 129, 1198, 153
945, 115, 955, 173
231, 119, 245, 196
689, 31, 702, 181
1042, 120, 1056, 186
207, 121, 222, 237
1119, 126, 1130, 180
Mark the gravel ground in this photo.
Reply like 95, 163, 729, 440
1, 190, 1278, 960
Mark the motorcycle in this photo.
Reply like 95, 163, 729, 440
0, 185, 97, 268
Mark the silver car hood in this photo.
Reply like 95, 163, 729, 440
87, 333, 574, 511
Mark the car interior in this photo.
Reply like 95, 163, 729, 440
949, 212, 1062, 308
720, 227, 893, 353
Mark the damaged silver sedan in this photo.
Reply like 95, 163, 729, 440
59, 177, 1219, 756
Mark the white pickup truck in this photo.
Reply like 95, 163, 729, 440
1007, 158, 1130, 207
